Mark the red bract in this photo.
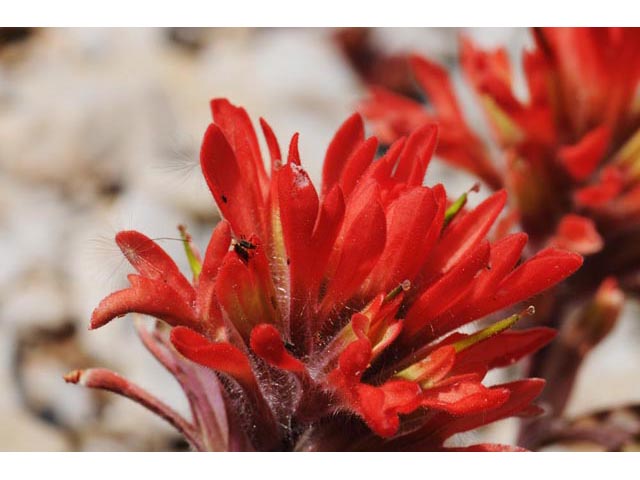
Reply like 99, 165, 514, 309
66, 98, 581, 451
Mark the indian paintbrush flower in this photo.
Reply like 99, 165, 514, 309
361, 26, 640, 450
362, 28, 640, 271
66, 98, 582, 451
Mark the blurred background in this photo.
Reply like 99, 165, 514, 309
1, 27, 639, 451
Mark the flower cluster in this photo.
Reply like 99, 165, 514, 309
67, 99, 581, 451
363, 28, 640, 273
361, 27, 640, 449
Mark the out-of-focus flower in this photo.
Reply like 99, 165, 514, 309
66, 99, 581, 451
361, 27, 639, 450
362, 28, 640, 263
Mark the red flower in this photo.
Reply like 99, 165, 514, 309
362, 28, 640, 264
361, 27, 640, 450
66, 99, 581, 451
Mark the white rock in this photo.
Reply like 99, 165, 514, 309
1, 271, 68, 330
0, 179, 72, 290
0, 324, 70, 450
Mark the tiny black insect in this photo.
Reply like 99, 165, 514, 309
233, 238, 256, 263
238, 239, 256, 250
221, 195, 228, 203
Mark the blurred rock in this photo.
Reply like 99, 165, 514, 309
0, 410, 70, 451
2, 271, 68, 330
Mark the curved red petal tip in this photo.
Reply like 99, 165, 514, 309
494, 188, 508, 209
322, 113, 365, 195
114, 230, 178, 273
200, 220, 232, 280
114, 230, 136, 247
114, 230, 151, 262
547, 247, 584, 274
259, 117, 282, 165
209, 98, 232, 119
249, 324, 305, 373
518, 377, 546, 396
113, 230, 196, 303
456, 327, 557, 372
491, 247, 582, 314
90, 290, 131, 330
435, 189, 507, 273
552, 214, 604, 255
421, 383, 510, 415
287, 133, 301, 166
90, 274, 199, 331
170, 326, 256, 387
89, 311, 110, 330
395, 122, 439, 184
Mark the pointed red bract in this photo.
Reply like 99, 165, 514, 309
322, 113, 365, 196
433, 379, 546, 442
421, 380, 510, 415
115, 231, 195, 304
338, 137, 378, 198
452, 327, 556, 374
210, 99, 268, 198
201, 123, 268, 240
275, 162, 319, 310
404, 241, 490, 339
364, 186, 440, 295
320, 183, 386, 315
259, 117, 282, 169
171, 326, 256, 388
91, 274, 199, 330
423, 190, 507, 279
